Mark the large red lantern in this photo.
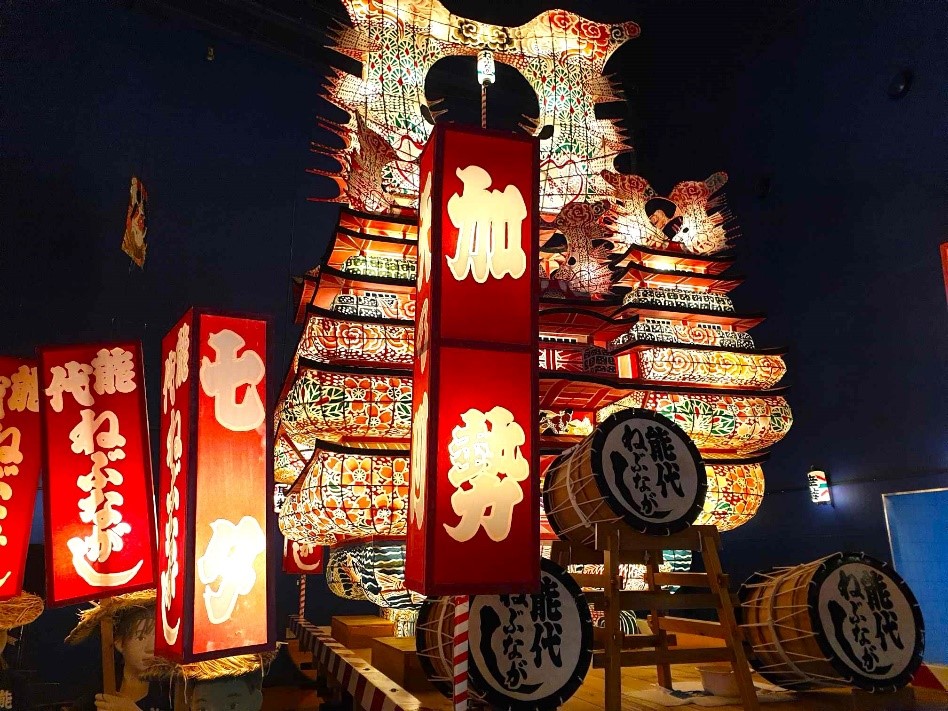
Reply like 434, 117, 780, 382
37, 342, 156, 606
405, 124, 540, 596
155, 309, 274, 662
0, 357, 42, 601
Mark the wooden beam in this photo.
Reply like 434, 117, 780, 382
653, 616, 728, 639
619, 591, 737, 610
592, 646, 734, 668
651, 572, 729, 588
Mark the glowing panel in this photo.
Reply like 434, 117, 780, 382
154, 309, 273, 663
282, 539, 325, 575
406, 125, 539, 596
299, 315, 414, 367
695, 463, 765, 531
38, 342, 156, 607
278, 369, 413, 445
618, 347, 786, 388
0, 357, 41, 601
327, 538, 424, 610
279, 445, 409, 543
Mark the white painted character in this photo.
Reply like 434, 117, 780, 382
199, 330, 265, 432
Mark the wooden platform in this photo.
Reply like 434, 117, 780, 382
287, 616, 948, 711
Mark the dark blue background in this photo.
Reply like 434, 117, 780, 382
2, 0, 946, 689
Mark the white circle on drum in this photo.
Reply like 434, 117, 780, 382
599, 416, 701, 523
816, 562, 917, 681
468, 568, 585, 706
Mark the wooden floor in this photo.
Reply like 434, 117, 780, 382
280, 632, 948, 711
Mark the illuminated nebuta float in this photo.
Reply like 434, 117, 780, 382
275, 0, 792, 633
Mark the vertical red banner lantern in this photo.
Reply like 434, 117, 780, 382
38, 342, 156, 606
281, 539, 324, 575
406, 124, 540, 596
155, 309, 273, 662
940, 242, 948, 308
0, 357, 42, 601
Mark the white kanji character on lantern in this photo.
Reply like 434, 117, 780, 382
0, 376, 9, 420
446, 165, 527, 283
162, 350, 176, 414
175, 322, 190, 387
69, 409, 126, 458
410, 392, 428, 530
44, 361, 94, 412
0, 480, 12, 544
417, 172, 433, 287
8, 365, 39, 413
0, 427, 23, 477
444, 406, 529, 543
91, 347, 136, 396
0, 688, 12, 710
196, 516, 266, 624
199, 329, 265, 432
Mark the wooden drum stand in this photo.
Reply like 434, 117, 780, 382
549, 523, 760, 711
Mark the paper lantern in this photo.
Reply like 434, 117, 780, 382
695, 462, 765, 531
37, 342, 156, 606
0, 357, 42, 601
155, 309, 273, 663
615, 346, 786, 389
277, 368, 413, 445
600, 391, 792, 457
328, 538, 424, 610
298, 314, 414, 367
406, 124, 540, 596
808, 467, 832, 505
278, 443, 409, 543
325, 546, 366, 600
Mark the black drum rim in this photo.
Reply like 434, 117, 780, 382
589, 408, 707, 536
466, 557, 594, 711
806, 551, 925, 693
415, 597, 455, 698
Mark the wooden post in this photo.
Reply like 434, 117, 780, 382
602, 526, 621, 711
701, 528, 760, 711
646, 550, 673, 689
100, 614, 117, 694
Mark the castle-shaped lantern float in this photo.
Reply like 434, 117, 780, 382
275, 0, 792, 629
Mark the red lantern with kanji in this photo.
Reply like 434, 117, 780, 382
405, 124, 540, 596
0, 357, 42, 601
155, 309, 273, 662
38, 342, 156, 606
282, 538, 324, 575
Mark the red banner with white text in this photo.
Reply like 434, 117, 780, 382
0, 357, 42, 600
38, 342, 156, 606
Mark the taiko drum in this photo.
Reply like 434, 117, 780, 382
542, 408, 707, 544
739, 552, 924, 692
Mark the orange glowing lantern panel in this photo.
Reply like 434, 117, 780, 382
38, 342, 157, 606
155, 309, 273, 663
405, 124, 540, 596
0, 357, 42, 601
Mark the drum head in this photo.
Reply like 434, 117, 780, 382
808, 552, 925, 692
467, 557, 593, 711
591, 408, 707, 535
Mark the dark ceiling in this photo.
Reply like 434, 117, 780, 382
132, 0, 814, 174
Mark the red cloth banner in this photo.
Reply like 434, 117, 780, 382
406, 124, 540, 595
38, 342, 156, 606
281, 538, 324, 575
155, 309, 273, 662
0, 357, 42, 600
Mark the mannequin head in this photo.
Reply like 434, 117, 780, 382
186, 674, 263, 711
113, 604, 156, 679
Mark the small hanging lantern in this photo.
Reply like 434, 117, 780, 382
807, 466, 832, 505
476, 50, 495, 87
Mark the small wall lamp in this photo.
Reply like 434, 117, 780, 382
807, 466, 833, 505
